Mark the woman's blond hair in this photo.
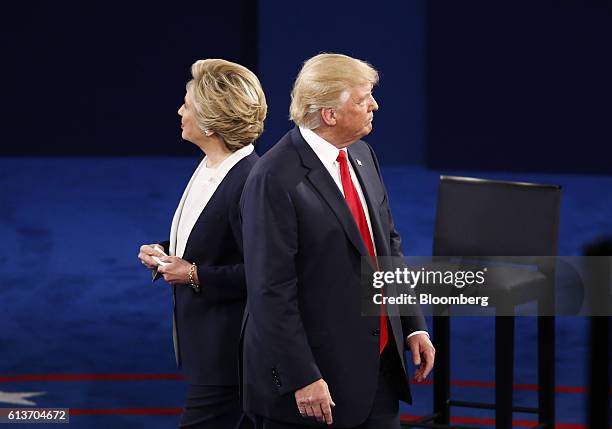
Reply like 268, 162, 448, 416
188, 59, 267, 151
289, 53, 379, 129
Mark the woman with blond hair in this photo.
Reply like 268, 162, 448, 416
138, 58, 266, 428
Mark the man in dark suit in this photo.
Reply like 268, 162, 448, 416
240, 53, 435, 429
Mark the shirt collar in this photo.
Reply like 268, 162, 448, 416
202, 143, 254, 181
299, 126, 347, 168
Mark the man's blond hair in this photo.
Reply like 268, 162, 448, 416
289, 53, 379, 129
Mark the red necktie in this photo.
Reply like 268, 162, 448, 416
336, 150, 388, 353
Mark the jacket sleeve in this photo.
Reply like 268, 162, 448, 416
152, 240, 171, 282
241, 171, 322, 396
196, 197, 246, 302
158, 240, 170, 253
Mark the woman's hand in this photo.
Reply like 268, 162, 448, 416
138, 244, 166, 269
157, 256, 198, 286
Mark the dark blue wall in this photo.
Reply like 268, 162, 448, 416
1, 0, 256, 157
256, 0, 426, 165
425, 2, 612, 174
2, 2, 610, 175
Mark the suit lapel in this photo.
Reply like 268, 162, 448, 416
348, 147, 406, 361
347, 148, 389, 256
306, 167, 371, 259
291, 128, 373, 264
167, 159, 205, 367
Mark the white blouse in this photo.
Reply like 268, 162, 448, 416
169, 144, 254, 258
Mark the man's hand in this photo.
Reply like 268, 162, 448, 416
138, 244, 166, 269
157, 256, 195, 286
407, 333, 435, 382
294, 378, 335, 425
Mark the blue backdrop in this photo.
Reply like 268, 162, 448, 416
2, 1, 610, 174
425, 2, 612, 174
256, 0, 426, 165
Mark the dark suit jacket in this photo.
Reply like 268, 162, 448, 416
240, 128, 427, 426
158, 152, 258, 385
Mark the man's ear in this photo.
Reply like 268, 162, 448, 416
320, 108, 337, 126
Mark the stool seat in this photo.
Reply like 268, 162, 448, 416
479, 266, 548, 306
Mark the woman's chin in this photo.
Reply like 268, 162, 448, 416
181, 131, 192, 142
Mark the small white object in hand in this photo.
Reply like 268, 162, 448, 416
152, 246, 169, 266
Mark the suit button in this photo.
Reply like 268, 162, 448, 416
371, 329, 380, 336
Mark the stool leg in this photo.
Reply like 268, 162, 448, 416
433, 315, 450, 424
538, 316, 555, 428
495, 314, 514, 429
589, 316, 610, 428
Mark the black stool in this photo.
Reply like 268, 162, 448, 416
405, 176, 561, 429
584, 238, 612, 429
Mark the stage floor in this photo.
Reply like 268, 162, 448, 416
1, 157, 610, 428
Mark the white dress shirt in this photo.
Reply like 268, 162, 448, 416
299, 126, 376, 252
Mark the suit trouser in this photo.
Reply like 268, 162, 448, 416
179, 384, 254, 429
254, 345, 402, 429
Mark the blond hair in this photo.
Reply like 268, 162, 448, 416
188, 59, 267, 151
289, 53, 379, 129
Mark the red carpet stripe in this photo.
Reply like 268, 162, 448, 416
70, 408, 182, 416
0, 373, 184, 382
65, 410, 595, 428
411, 379, 591, 394
400, 415, 592, 429
0, 373, 599, 394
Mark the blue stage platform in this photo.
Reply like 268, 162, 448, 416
1, 158, 610, 428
